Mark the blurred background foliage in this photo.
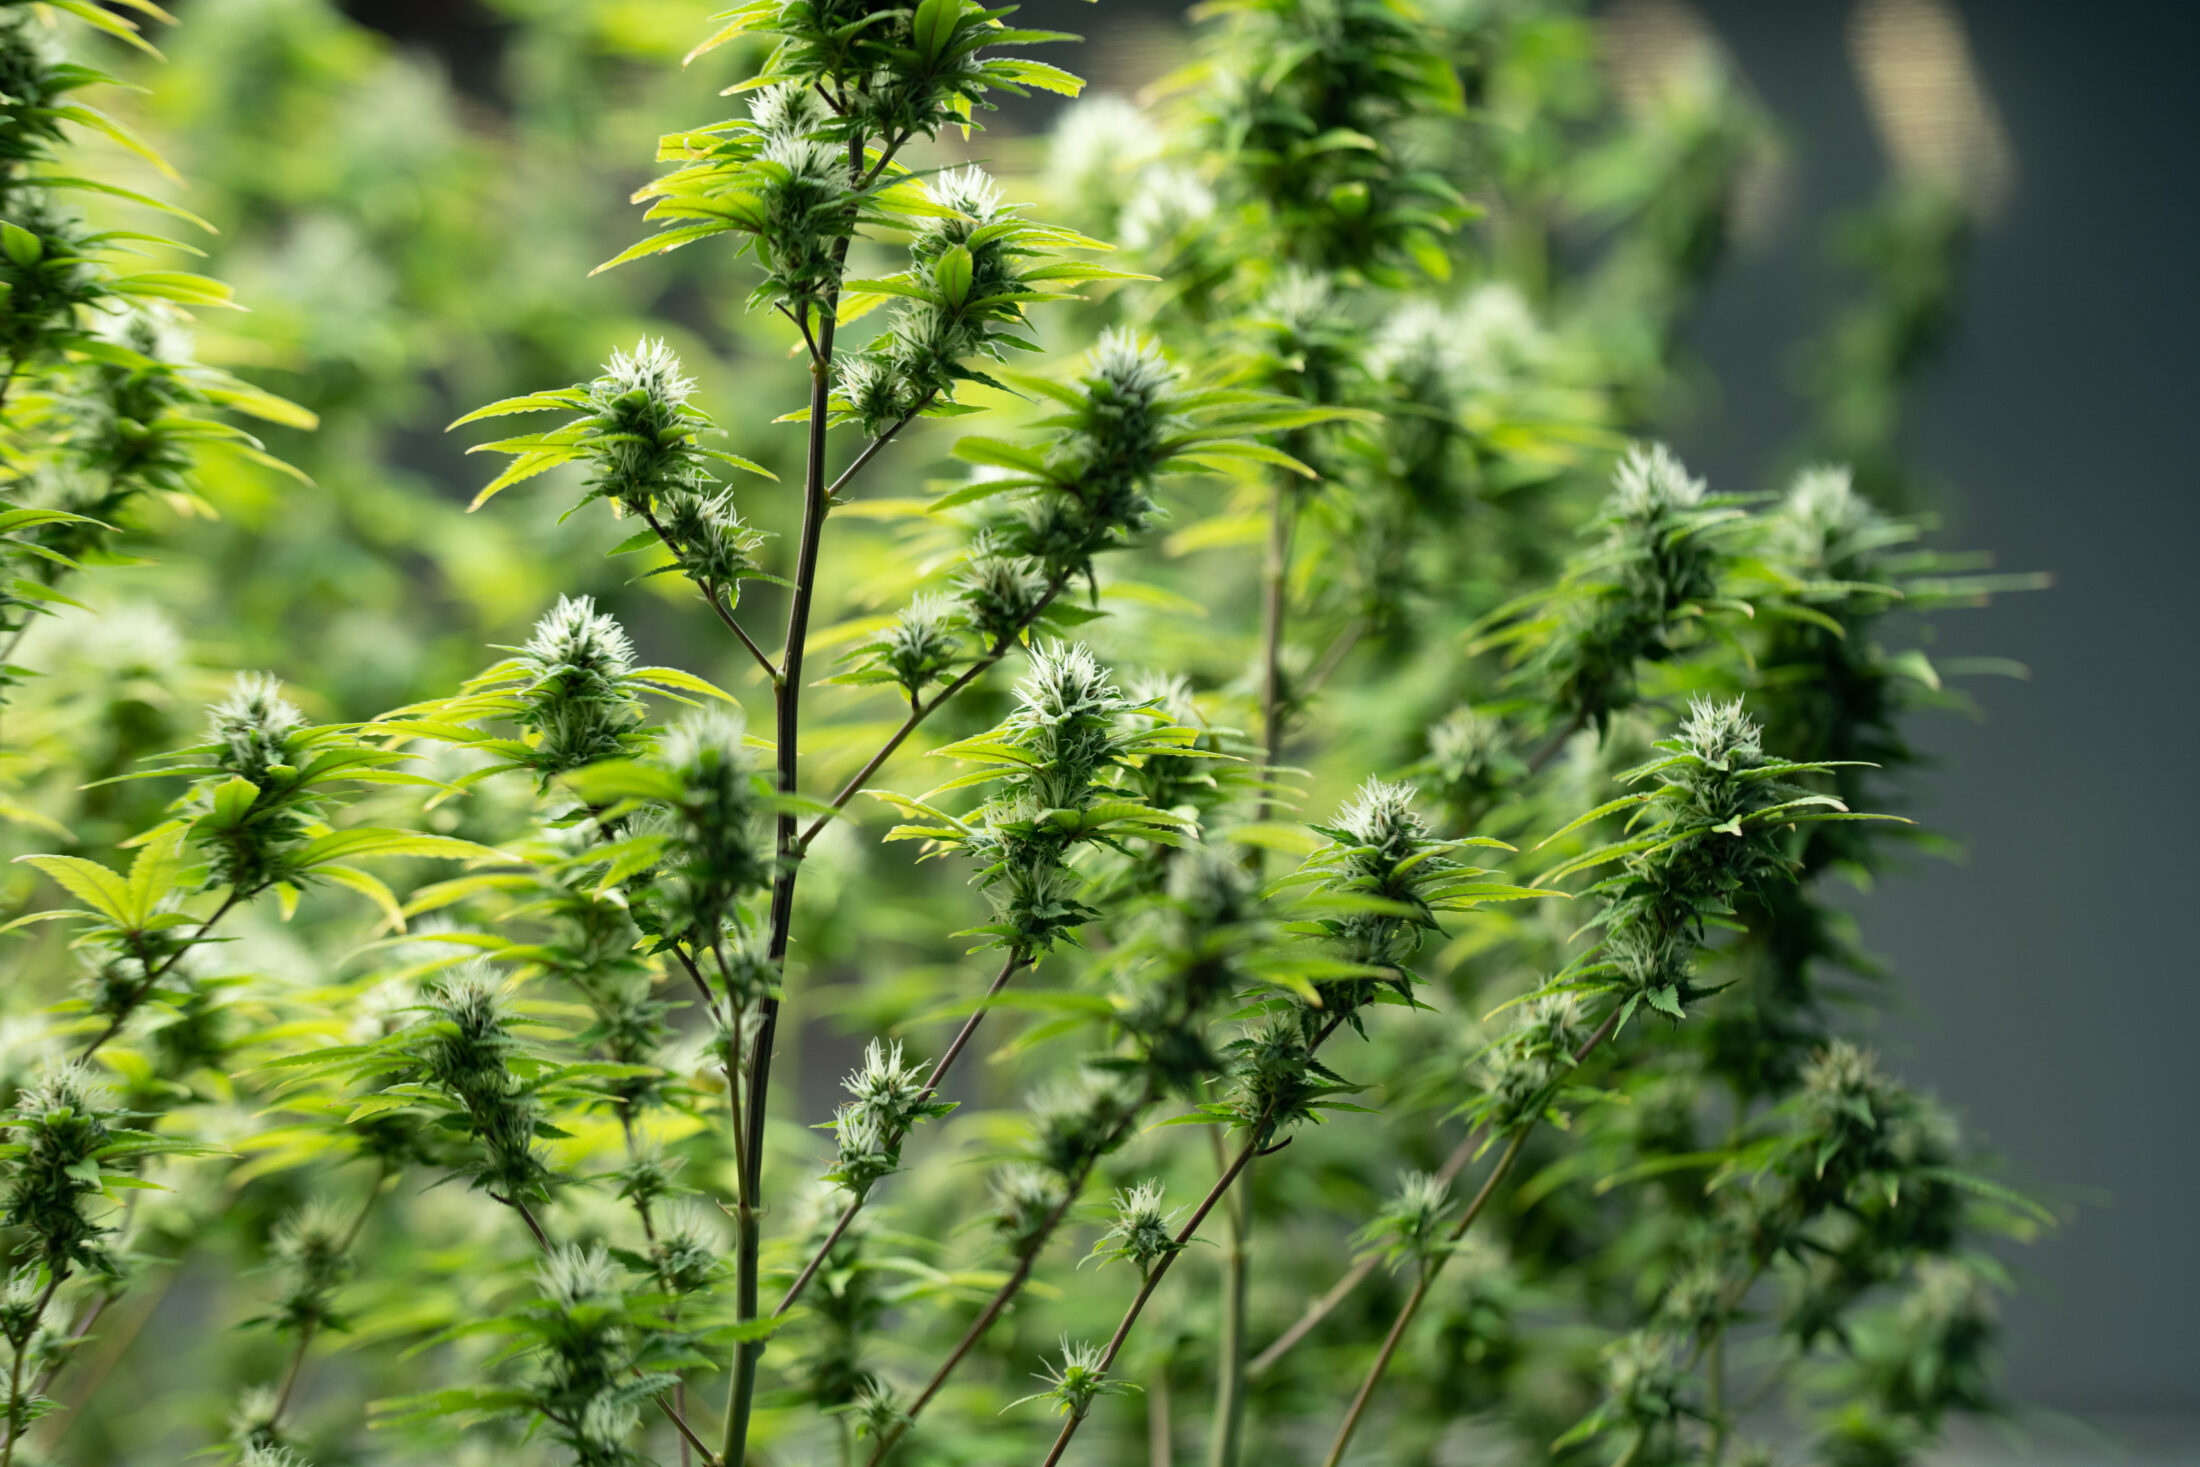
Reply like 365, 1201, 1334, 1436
0, 0, 2068, 1461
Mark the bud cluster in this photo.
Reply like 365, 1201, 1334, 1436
1194, 0, 1465, 275
1530, 443, 1749, 730
641, 708, 772, 949
523, 1244, 678, 1467
261, 1199, 357, 1338
513, 595, 649, 779
1354, 1170, 1457, 1274
906, 642, 1197, 954
821, 1041, 953, 1202
407, 964, 555, 1205
1007, 1336, 1134, 1423
1088, 1180, 1184, 1279
1, 1061, 116, 1275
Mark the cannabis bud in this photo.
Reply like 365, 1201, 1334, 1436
1089, 1180, 1183, 1278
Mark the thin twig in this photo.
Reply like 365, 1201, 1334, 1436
1526, 708, 1588, 777
1247, 1121, 1486, 1378
1038, 1128, 1268, 1467
641, 507, 779, 683
774, 949, 1029, 1316
1315, 1003, 1623, 1467
267, 1162, 390, 1431
796, 577, 1067, 853
1, 1273, 64, 1467
79, 891, 243, 1060
861, 1098, 1154, 1467
1300, 617, 1365, 701
822, 395, 933, 506
1317, 1130, 1527, 1467
1038, 1014, 1347, 1467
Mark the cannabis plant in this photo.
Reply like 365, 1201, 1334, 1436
0, 2, 2046, 1466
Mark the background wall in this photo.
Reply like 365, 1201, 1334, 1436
1671, 0, 2200, 1422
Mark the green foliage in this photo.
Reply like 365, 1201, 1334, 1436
0, 1, 2046, 1465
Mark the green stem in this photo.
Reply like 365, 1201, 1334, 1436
796, 575, 1066, 854
1318, 1003, 1622, 1467
1039, 1015, 1347, 1467
1254, 483, 1297, 825
1205, 1132, 1251, 1467
727, 114, 876, 1467
862, 1097, 1157, 1467
266, 1162, 389, 1435
1318, 1131, 1527, 1467
774, 949, 1028, 1316
2, 1272, 64, 1467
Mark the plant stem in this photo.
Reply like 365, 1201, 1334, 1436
1316, 1003, 1622, 1467
1526, 709, 1587, 777
1035, 1127, 1273, 1467
80, 890, 243, 1060
1245, 715, 1592, 1378
775, 949, 1029, 1316
1248, 1122, 1485, 1379
1039, 1015, 1346, 1467
727, 117, 887, 1466
1205, 1131, 1251, 1467
642, 507, 780, 683
795, 576, 1067, 854
1255, 483, 1298, 821
1300, 617, 1364, 701
2, 1272, 65, 1467
266, 1163, 389, 1435
1317, 1131, 1526, 1467
861, 1099, 1154, 1467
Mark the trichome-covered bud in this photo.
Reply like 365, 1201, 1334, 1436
0, 1268, 48, 1350
649, 1208, 721, 1298
1219, 1016, 1354, 1146
842, 592, 965, 701
1472, 991, 1588, 1132
656, 487, 769, 598
1025, 1071, 1138, 1179
822, 1041, 951, 1201
2, 1060, 118, 1274
583, 337, 711, 510
1088, 1180, 1182, 1278
956, 540, 1051, 645
1541, 443, 1739, 729
990, 1164, 1069, 1260
648, 708, 772, 941
1356, 1170, 1457, 1273
516, 595, 645, 777
1557, 1331, 1696, 1463
209, 672, 306, 783
267, 1198, 356, 1335
1009, 1337, 1134, 1422
413, 962, 554, 1204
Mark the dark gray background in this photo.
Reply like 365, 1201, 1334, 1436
1677, 0, 2199, 1416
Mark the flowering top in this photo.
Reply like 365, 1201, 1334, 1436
449, 337, 772, 516
873, 642, 1208, 952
